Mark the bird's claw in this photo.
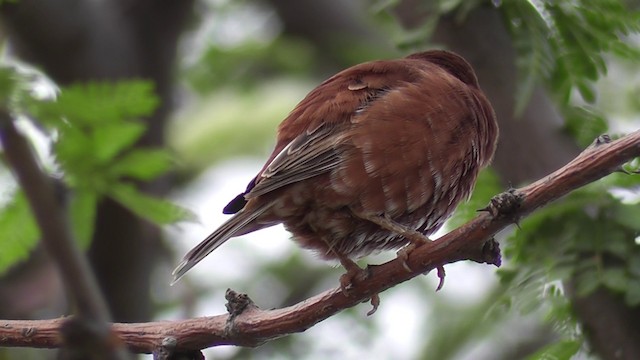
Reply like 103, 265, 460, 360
339, 261, 381, 315
396, 244, 416, 272
398, 245, 446, 291
367, 294, 381, 316
435, 265, 446, 291
339, 258, 371, 296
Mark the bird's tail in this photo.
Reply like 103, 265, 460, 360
171, 204, 273, 284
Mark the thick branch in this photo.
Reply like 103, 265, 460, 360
0, 130, 639, 353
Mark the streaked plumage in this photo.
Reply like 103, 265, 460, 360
173, 50, 498, 283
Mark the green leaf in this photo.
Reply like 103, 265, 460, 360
54, 124, 93, 165
0, 191, 40, 274
54, 121, 148, 182
34, 81, 158, 126
91, 121, 146, 162
109, 149, 173, 180
69, 190, 98, 248
525, 339, 581, 360
577, 82, 596, 103
504, 1, 555, 115
109, 183, 196, 225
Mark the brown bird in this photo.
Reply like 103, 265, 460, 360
173, 50, 498, 286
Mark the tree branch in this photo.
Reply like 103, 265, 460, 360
0, 130, 638, 354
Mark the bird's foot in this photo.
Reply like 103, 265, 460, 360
338, 257, 381, 315
338, 256, 370, 295
396, 244, 445, 291
396, 243, 417, 272
395, 232, 432, 272
362, 212, 433, 271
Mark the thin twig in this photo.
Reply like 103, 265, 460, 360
0, 130, 638, 354
0, 112, 130, 359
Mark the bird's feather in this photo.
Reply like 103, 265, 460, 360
171, 202, 273, 284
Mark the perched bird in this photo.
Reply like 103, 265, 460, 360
173, 50, 498, 285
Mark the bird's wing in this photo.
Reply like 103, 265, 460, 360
245, 122, 345, 199
230, 59, 424, 204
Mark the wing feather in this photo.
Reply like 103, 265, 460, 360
246, 123, 345, 198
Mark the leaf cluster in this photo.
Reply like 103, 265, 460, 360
498, 165, 640, 358
0, 64, 192, 273
502, 0, 640, 109
499, 0, 640, 150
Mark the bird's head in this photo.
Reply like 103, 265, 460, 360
407, 50, 480, 89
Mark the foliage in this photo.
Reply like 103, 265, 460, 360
0, 63, 193, 273
0, 191, 39, 272
502, 1, 640, 110
370, 0, 485, 50
498, 169, 640, 355
502, 169, 640, 301
499, 0, 640, 153
525, 339, 582, 360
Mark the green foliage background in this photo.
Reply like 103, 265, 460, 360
0, 70, 193, 272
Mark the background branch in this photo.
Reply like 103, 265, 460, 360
0, 112, 130, 359
0, 130, 638, 354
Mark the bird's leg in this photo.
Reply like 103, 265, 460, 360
336, 254, 368, 293
335, 253, 381, 315
359, 213, 429, 270
361, 213, 430, 244
360, 213, 446, 290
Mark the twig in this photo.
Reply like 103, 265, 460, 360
0, 112, 130, 359
0, 130, 638, 353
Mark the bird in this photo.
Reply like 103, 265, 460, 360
172, 50, 498, 287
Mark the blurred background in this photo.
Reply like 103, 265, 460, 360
1, 0, 639, 359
